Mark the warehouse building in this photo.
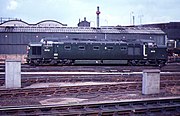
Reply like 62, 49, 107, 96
140, 22, 180, 42
0, 19, 167, 62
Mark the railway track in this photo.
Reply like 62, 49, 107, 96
0, 82, 142, 98
0, 97, 180, 115
0, 77, 179, 99
0, 72, 179, 87
0, 63, 179, 115
0, 63, 180, 72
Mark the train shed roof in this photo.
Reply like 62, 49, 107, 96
0, 26, 165, 34
0, 19, 165, 34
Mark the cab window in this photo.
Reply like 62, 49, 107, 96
64, 45, 71, 50
32, 46, 41, 55
78, 46, 85, 50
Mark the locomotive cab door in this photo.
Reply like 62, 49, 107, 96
29, 43, 42, 58
143, 42, 157, 59
143, 43, 148, 58
53, 44, 58, 59
42, 41, 54, 60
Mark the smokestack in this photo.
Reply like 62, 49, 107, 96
96, 6, 101, 28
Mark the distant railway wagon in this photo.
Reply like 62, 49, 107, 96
27, 39, 167, 66
167, 39, 180, 55
167, 39, 180, 62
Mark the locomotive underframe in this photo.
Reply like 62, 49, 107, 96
28, 58, 166, 66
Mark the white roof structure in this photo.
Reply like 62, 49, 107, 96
0, 20, 67, 27
0, 19, 165, 35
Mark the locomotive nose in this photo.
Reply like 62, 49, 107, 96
26, 46, 30, 54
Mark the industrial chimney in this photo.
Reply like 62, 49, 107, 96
96, 6, 101, 28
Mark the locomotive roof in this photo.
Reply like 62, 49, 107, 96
41, 39, 155, 46
41, 39, 126, 44
29, 39, 156, 47
41, 37, 154, 44
28, 38, 155, 46
29, 42, 43, 46
53, 40, 127, 44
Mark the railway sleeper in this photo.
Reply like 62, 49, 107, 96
68, 106, 86, 113
0, 93, 14, 98
80, 88, 90, 93
133, 109, 148, 115
84, 105, 102, 111
13, 92, 26, 97
68, 89, 79, 94
55, 90, 68, 95
128, 85, 139, 90
41, 91, 55, 96
27, 91, 41, 96
89, 88, 100, 93
99, 87, 109, 93
109, 87, 120, 91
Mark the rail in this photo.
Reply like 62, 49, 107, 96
0, 97, 179, 115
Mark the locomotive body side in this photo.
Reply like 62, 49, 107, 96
55, 41, 131, 65
26, 40, 167, 66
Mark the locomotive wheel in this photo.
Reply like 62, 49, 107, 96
128, 60, 137, 66
29, 60, 38, 66
127, 60, 133, 66
50, 60, 58, 65
158, 60, 166, 67
145, 61, 150, 65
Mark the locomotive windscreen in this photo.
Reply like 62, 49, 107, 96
32, 46, 41, 55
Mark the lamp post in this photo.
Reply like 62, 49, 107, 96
104, 19, 108, 40
130, 12, 134, 25
96, 6, 101, 28
105, 19, 108, 28
138, 15, 144, 25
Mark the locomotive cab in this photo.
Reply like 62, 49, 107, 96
144, 42, 167, 65
27, 42, 42, 65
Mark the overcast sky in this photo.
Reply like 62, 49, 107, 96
0, 0, 180, 27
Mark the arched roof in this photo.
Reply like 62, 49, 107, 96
0, 20, 29, 27
36, 20, 67, 27
0, 19, 67, 27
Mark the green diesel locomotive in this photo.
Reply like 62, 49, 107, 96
27, 39, 167, 66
